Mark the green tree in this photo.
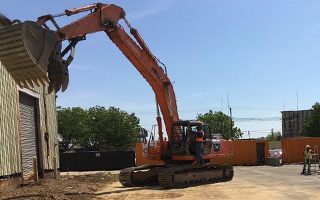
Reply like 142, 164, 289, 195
88, 106, 140, 151
303, 102, 320, 137
266, 131, 282, 141
57, 107, 91, 150
58, 106, 140, 151
197, 110, 242, 139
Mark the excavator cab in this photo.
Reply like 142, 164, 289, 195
171, 120, 213, 157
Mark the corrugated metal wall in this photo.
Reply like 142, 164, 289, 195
282, 137, 320, 163
0, 62, 21, 176
33, 86, 59, 169
0, 62, 58, 177
233, 140, 258, 165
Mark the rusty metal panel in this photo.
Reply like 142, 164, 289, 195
282, 137, 320, 163
0, 62, 21, 176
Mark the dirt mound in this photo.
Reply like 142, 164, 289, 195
0, 172, 118, 200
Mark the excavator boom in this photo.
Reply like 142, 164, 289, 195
0, 3, 233, 188
0, 3, 178, 139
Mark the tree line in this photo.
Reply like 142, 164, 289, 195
58, 106, 243, 151
197, 110, 243, 139
58, 103, 320, 151
303, 102, 320, 137
58, 106, 140, 151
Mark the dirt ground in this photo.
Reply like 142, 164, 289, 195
98, 165, 320, 200
0, 173, 118, 200
1, 165, 320, 200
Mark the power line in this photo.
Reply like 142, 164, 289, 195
242, 129, 281, 133
234, 117, 281, 122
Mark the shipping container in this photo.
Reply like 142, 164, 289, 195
232, 140, 269, 165
210, 140, 269, 166
282, 137, 320, 163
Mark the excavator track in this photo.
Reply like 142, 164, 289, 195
118, 168, 135, 187
158, 163, 234, 188
119, 164, 165, 187
119, 163, 233, 188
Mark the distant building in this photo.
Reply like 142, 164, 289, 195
281, 110, 312, 138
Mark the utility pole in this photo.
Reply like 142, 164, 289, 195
227, 93, 232, 135
248, 130, 250, 139
227, 93, 230, 115
271, 128, 274, 141
296, 91, 299, 111
229, 107, 232, 132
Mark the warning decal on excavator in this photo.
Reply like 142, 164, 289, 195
143, 144, 148, 157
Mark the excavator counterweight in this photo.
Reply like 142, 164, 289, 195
0, 21, 57, 88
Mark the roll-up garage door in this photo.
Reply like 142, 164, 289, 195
19, 92, 39, 180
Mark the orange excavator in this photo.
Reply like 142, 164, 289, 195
0, 3, 233, 187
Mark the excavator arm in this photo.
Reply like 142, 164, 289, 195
0, 3, 235, 188
1, 3, 179, 141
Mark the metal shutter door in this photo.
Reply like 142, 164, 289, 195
19, 92, 37, 179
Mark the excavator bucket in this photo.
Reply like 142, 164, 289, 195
0, 21, 57, 88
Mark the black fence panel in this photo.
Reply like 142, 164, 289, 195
59, 151, 135, 171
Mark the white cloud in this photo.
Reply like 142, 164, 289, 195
188, 92, 208, 99
119, 103, 156, 111
128, 1, 181, 21
129, 7, 167, 21
68, 63, 104, 72
57, 91, 103, 108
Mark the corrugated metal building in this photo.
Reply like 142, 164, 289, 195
0, 61, 58, 189
281, 110, 312, 138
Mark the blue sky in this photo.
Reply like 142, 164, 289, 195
3, 0, 320, 138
